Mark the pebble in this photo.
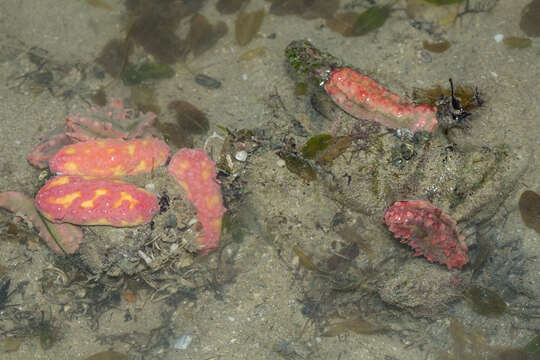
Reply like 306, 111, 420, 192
145, 183, 155, 192
195, 74, 221, 89
173, 334, 194, 350
494, 34, 504, 43
418, 50, 432, 63
234, 150, 248, 162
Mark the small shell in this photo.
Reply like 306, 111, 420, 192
235, 150, 248, 162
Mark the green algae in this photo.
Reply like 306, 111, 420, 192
351, 2, 395, 36
519, 190, 540, 234
123, 62, 174, 85
463, 286, 507, 317
278, 151, 317, 182
423, 0, 464, 4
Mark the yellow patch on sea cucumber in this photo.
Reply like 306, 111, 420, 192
206, 195, 220, 209
127, 144, 136, 155
132, 160, 147, 173
113, 191, 139, 209
44, 176, 71, 190
64, 162, 79, 173
49, 191, 81, 207
81, 189, 108, 208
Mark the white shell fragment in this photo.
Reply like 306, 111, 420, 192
235, 150, 248, 162
174, 334, 194, 350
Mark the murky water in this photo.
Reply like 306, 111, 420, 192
0, 1, 539, 359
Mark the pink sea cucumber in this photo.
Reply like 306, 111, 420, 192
324, 67, 438, 133
35, 176, 159, 227
0, 191, 83, 254
383, 200, 468, 270
168, 148, 226, 254
28, 99, 158, 169
49, 138, 170, 178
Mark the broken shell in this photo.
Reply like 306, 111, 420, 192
235, 150, 248, 162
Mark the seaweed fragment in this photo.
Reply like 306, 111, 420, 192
518, 190, 540, 234
235, 9, 265, 46
95, 38, 132, 78
424, 0, 464, 4
167, 100, 210, 134
277, 150, 317, 181
327, 3, 395, 37
520, 0, 540, 37
86, 351, 128, 360
188, 14, 228, 57
412, 81, 482, 112
293, 245, 326, 273
266, 0, 339, 20
503, 36, 532, 49
351, 2, 395, 36
322, 316, 387, 336
217, 0, 250, 14
125, 0, 203, 64
301, 134, 352, 164
463, 286, 507, 317
123, 62, 175, 85
86, 0, 113, 10
422, 39, 451, 53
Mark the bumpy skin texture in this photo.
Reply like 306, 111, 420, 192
35, 176, 159, 227
383, 200, 468, 270
49, 138, 170, 178
28, 99, 158, 169
168, 149, 226, 254
324, 67, 438, 133
0, 191, 83, 254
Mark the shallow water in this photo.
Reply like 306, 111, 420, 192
0, 1, 539, 359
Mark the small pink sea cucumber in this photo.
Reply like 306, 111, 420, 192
49, 138, 170, 178
35, 176, 159, 227
0, 191, 83, 254
383, 200, 468, 270
168, 148, 226, 254
325, 67, 438, 133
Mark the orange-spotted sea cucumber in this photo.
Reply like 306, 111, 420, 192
35, 176, 159, 226
49, 138, 169, 178
168, 148, 226, 254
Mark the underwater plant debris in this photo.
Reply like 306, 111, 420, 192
216, 0, 250, 14
235, 9, 265, 46
463, 286, 507, 317
350, 3, 394, 36
123, 62, 174, 85
518, 190, 540, 234
422, 39, 451, 53
265, 0, 339, 20
520, 0, 540, 37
